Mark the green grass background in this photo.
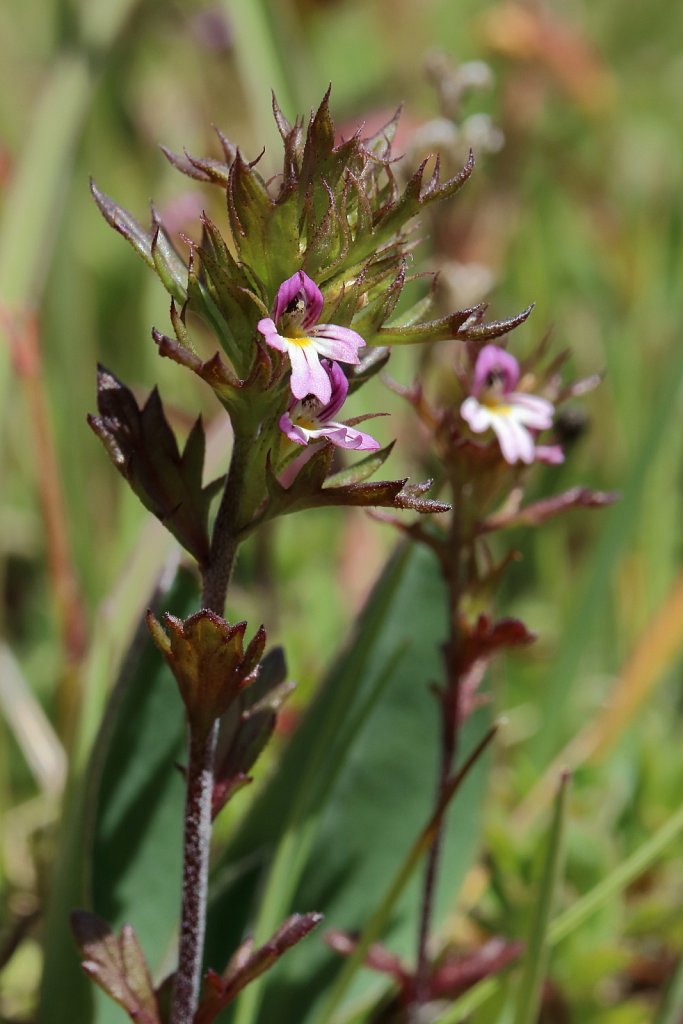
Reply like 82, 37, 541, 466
1, 1, 682, 1021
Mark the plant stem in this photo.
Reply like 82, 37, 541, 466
171, 423, 259, 1023
414, 484, 463, 1011
172, 722, 219, 1024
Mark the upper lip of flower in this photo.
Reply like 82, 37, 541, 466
258, 271, 365, 404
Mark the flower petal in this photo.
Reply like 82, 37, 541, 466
461, 396, 494, 433
508, 392, 555, 430
535, 444, 565, 465
317, 360, 349, 420
288, 343, 332, 403
491, 414, 535, 464
257, 318, 287, 352
473, 344, 519, 394
317, 422, 381, 451
310, 324, 364, 364
279, 412, 309, 446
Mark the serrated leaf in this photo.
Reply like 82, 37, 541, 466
88, 366, 219, 562
150, 224, 188, 304
324, 442, 395, 488
90, 180, 155, 269
91, 182, 188, 303
373, 304, 486, 346
481, 487, 619, 533
195, 913, 323, 1024
213, 648, 292, 818
71, 912, 160, 1024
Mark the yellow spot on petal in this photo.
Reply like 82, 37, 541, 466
483, 396, 512, 416
285, 334, 313, 348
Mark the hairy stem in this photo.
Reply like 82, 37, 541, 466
171, 423, 260, 1022
414, 484, 464, 1010
171, 723, 219, 1024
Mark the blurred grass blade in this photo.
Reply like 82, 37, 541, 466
512, 772, 570, 1024
0, 0, 142, 405
0, 642, 66, 797
434, 797, 683, 1024
653, 953, 683, 1024
315, 723, 499, 1024
532, 336, 683, 765
548, 798, 683, 945
515, 568, 683, 830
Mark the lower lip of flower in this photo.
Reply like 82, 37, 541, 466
482, 397, 512, 415
285, 334, 313, 348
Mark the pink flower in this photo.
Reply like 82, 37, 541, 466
258, 271, 365, 404
279, 360, 380, 452
460, 345, 560, 465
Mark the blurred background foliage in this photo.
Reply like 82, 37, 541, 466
1, 0, 682, 1021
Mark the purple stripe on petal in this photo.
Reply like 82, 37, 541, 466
310, 324, 364, 363
273, 271, 324, 325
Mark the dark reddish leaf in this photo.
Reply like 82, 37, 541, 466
195, 913, 323, 1024
430, 938, 523, 998
212, 647, 293, 818
70, 911, 160, 1024
481, 486, 619, 532
88, 366, 222, 562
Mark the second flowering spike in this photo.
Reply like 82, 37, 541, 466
147, 610, 265, 740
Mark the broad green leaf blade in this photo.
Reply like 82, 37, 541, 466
205, 542, 490, 1024
38, 568, 197, 1024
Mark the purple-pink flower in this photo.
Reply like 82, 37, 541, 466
280, 360, 380, 452
258, 271, 365, 404
460, 345, 561, 465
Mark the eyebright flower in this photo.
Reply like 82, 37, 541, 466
460, 344, 559, 465
279, 360, 380, 451
258, 271, 365, 404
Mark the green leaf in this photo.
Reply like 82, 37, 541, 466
151, 223, 188, 305
205, 543, 490, 1024
37, 568, 197, 1024
324, 442, 395, 488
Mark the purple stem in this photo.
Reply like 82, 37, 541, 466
413, 483, 464, 1012
171, 428, 255, 1023
171, 722, 219, 1024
